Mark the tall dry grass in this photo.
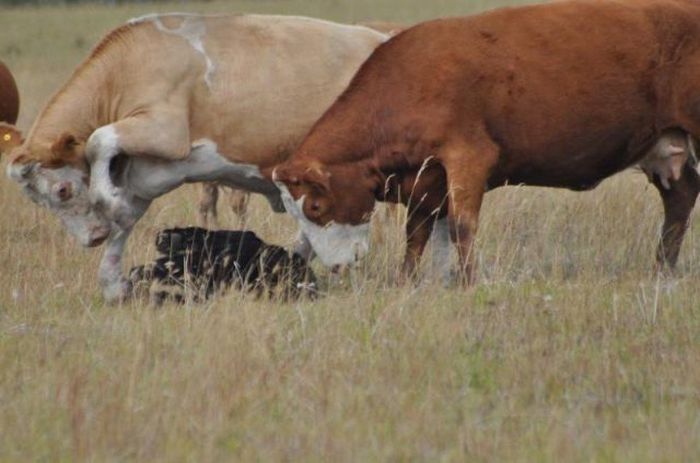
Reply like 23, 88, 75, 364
1, 1, 699, 461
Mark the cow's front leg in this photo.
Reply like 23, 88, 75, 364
99, 227, 133, 304
86, 113, 190, 228
652, 162, 700, 271
98, 197, 151, 304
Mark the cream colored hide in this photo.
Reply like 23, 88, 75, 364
639, 130, 695, 189
6, 14, 388, 302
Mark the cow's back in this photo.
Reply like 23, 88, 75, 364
119, 14, 387, 168
0, 61, 19, 124
322, 0, 700, 187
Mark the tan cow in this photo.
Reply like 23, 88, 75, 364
271, 0, 700, 283
6, 14, 388, 302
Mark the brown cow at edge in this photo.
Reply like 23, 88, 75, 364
0, 61, 19, 125
270, 0, 700, 284
0, 61, 21, 156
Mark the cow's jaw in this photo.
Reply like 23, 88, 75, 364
6, 161, 112, 247
276, 183, 370, 267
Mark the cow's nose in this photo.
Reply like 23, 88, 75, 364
87, 225, 111, 247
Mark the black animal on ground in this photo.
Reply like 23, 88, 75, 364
129, 227, 317, 303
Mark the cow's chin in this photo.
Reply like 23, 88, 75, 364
300, 219, 371, 267
276, 183, 370, 266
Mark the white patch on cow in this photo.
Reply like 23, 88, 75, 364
429, 217, 454, 285
86, 125, 119, 177
87, 124, 120, 156
275, 183, 370, 267
86, 125, 124, 214
133, 14, 216, 88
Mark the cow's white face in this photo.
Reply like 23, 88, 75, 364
271, 161, 377, 267
275, 182, 371, 267
7, 160, 111, 247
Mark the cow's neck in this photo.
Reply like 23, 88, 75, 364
295, 86, 439, 202
26, 62, 111, 162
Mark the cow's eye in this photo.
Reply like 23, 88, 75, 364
53, 182, 73, 202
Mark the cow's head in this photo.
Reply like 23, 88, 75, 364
6, 134, 111, 247
272, 161, 376, 267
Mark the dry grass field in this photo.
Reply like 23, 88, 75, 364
1, 1, 700, 461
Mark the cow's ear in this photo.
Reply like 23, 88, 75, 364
303, 164, 331, 193
7, 153, 38, 182
272, 165, 301, 186
51, 133, 77, 158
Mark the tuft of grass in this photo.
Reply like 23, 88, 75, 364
1, 1, 699, 462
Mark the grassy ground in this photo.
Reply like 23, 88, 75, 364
1, 1, 700, 461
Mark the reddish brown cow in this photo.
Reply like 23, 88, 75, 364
0, 61, 19, 126
271, 0, 700, 283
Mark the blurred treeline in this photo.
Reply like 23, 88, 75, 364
0, 0, 192, 5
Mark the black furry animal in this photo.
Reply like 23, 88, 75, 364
129, 227, 317, 303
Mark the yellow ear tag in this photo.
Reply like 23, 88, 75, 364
2, 134, 11, 142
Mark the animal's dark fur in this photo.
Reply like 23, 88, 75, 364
129, 227, 317, 303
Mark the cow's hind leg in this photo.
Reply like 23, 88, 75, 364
439, 135, 499, 286
400, 206, 436, 282
653, 162, 700, 271
228, 188, 250, 224
198, 182, 219, 226
86, 111, 190, 228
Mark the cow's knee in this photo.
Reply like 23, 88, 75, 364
86, 126, 121, 199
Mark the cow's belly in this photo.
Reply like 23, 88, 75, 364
487, 123, 648, 191
492, 151, 635, 190
125, 138, 280, 202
